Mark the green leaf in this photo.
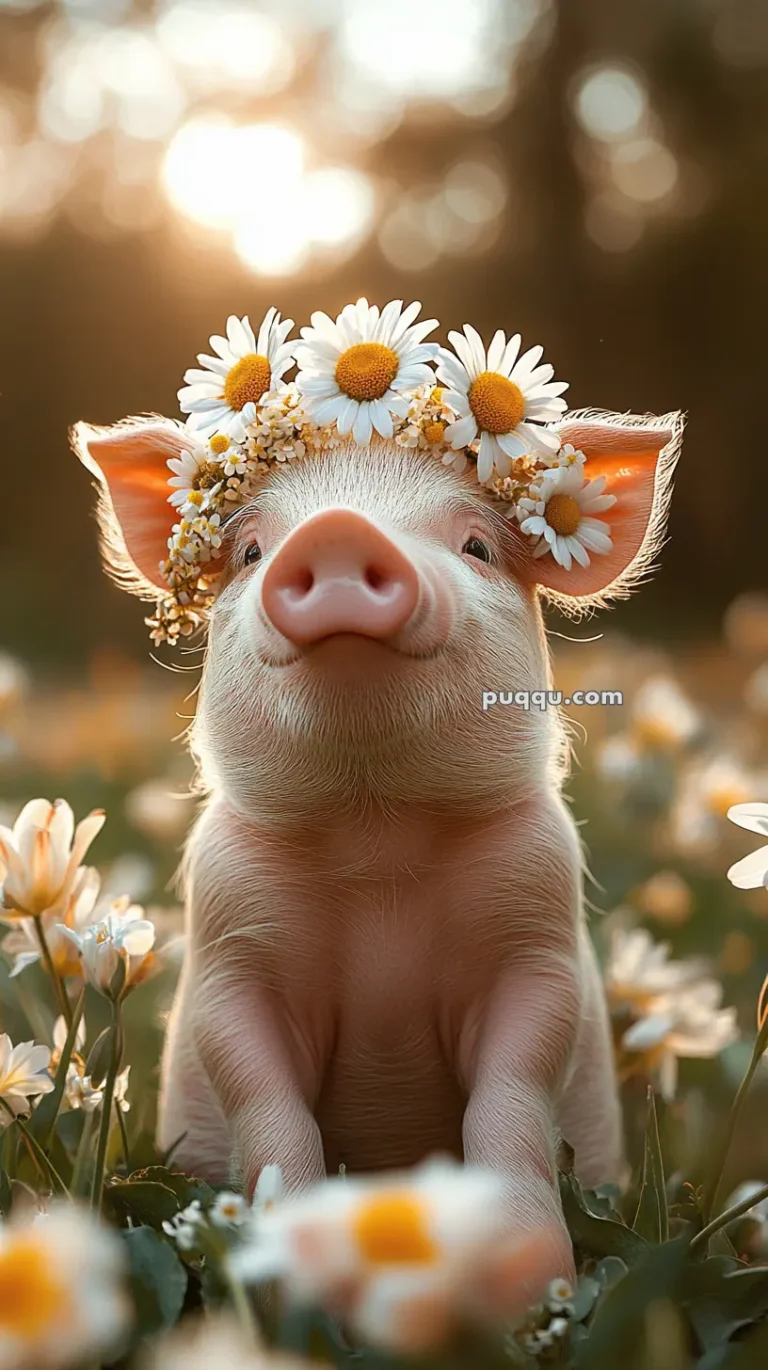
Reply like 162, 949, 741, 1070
0, 1170, 12, 1217
122, 1225, 188, 1342
632, 1087, 668, 1243
559, 1172, 648, 1264
682, 1265, 768, 1351
106, 1178, 182, 1228
27, 994, 85, 1147
125, 1165, 215, 1210
699, 1320, 768, 1370
574, 1237, 690, 1370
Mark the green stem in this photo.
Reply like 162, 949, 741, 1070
115, 1100, 130, 1173
32, 915, 72, 1029
691, 1180, 768, 1256
221, 1254, 264, 1350
71, 1110, 96, 1197
702, 1039, 763, 1222
0, 1100, 70, 1196
89, 1003, 121, 1213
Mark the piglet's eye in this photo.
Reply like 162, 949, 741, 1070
244, 542, 262, 566
462, 537, 492, 563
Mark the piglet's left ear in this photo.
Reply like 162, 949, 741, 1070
521, 409, 684, 608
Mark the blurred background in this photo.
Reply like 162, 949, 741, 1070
2, 0, 768, 1195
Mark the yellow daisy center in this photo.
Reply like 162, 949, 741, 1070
468, 371, 525, 434
707, 782, 751, 817
209, 434, 231, 455
223, 354, 272, 413
0, 1238, 67, 1340
423, 421, 446, 444
335, 343, 399, 402
545, 493, 582, 537
353, 1191, 437, 1266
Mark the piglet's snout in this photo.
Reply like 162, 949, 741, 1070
261, 509, 420, 646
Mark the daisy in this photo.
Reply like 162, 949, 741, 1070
727, 802, 768, 890
516, 464, 616, 571
166, 433, 209, 510
630, 674, 700, 751
436, 325, 569, 482
210, 1192, 249, 1229
620, 980, 738, 1100
231, 1158, 557, 1353
604, 926, 709, 1015
553, 442, 587, 470
294, 298, 439, 447
178, 309, 296, 443
0, 1035, 54, 1126
0, 799, 104, 920
59, 903, 155, 1001
0, 1203, 128, 1369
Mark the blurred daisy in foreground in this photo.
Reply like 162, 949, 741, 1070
0, 1035, 53, 1126
295, 298, 438, 448
516, 465, 615, 570
0, 1204, 128, 1369
436, 326, 568, 481
727, 802, 768, 891
620, 980, 738, 1100
179, 310, 296, 443
0, 799, 104, 921
146, 1316, 307, 1370
230, 1159, 557, 1352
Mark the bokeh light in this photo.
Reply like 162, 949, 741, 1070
574, 65, 648, 142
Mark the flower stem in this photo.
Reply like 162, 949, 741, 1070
221, 1255, 265, 1350
702, 1037, 763, 1223
0, 1100, 70, 1196
89, 1003, 122, 1213
32, 915, 71, 1029
115, 1100, 130, 1173
691, 1179, 768, 1256
71, 1110, 96, 1197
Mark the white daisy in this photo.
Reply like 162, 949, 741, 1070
231, 1158, 557, 1353
206, 432, 247, 478
435, 325, 569, 482
553, 442, 587, 470
621, 981, 738, 1101
210, 1192, 249, 1229
0, 1203, 128, 1369
517, 464, 616, 571
727, 802, 768, 890
294, 298, 439, 447
178, 309, 296, 443
166, 435, 209, 509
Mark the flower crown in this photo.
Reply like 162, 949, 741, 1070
150, 298, 618, 645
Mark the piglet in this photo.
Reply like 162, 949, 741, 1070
73, 409, 682, 1285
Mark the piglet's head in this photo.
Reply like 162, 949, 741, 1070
73, 410, 682, 819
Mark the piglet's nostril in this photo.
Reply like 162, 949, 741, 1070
261, 509, 420, 646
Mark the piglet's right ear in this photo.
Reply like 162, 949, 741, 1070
72, 418, 189, 595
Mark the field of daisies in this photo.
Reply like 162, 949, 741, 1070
1, 598, 768, 1370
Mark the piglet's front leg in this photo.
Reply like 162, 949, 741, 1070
462, 954, 581, 1282
195, 974, 326, 1197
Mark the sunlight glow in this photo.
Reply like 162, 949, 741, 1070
574, 65, 648, 142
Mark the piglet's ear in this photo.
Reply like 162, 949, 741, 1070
72, 417, 189, 596
521, 409, 684, 611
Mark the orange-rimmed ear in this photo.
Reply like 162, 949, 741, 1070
72, 417, 191, 596
518, 409, 684, 610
